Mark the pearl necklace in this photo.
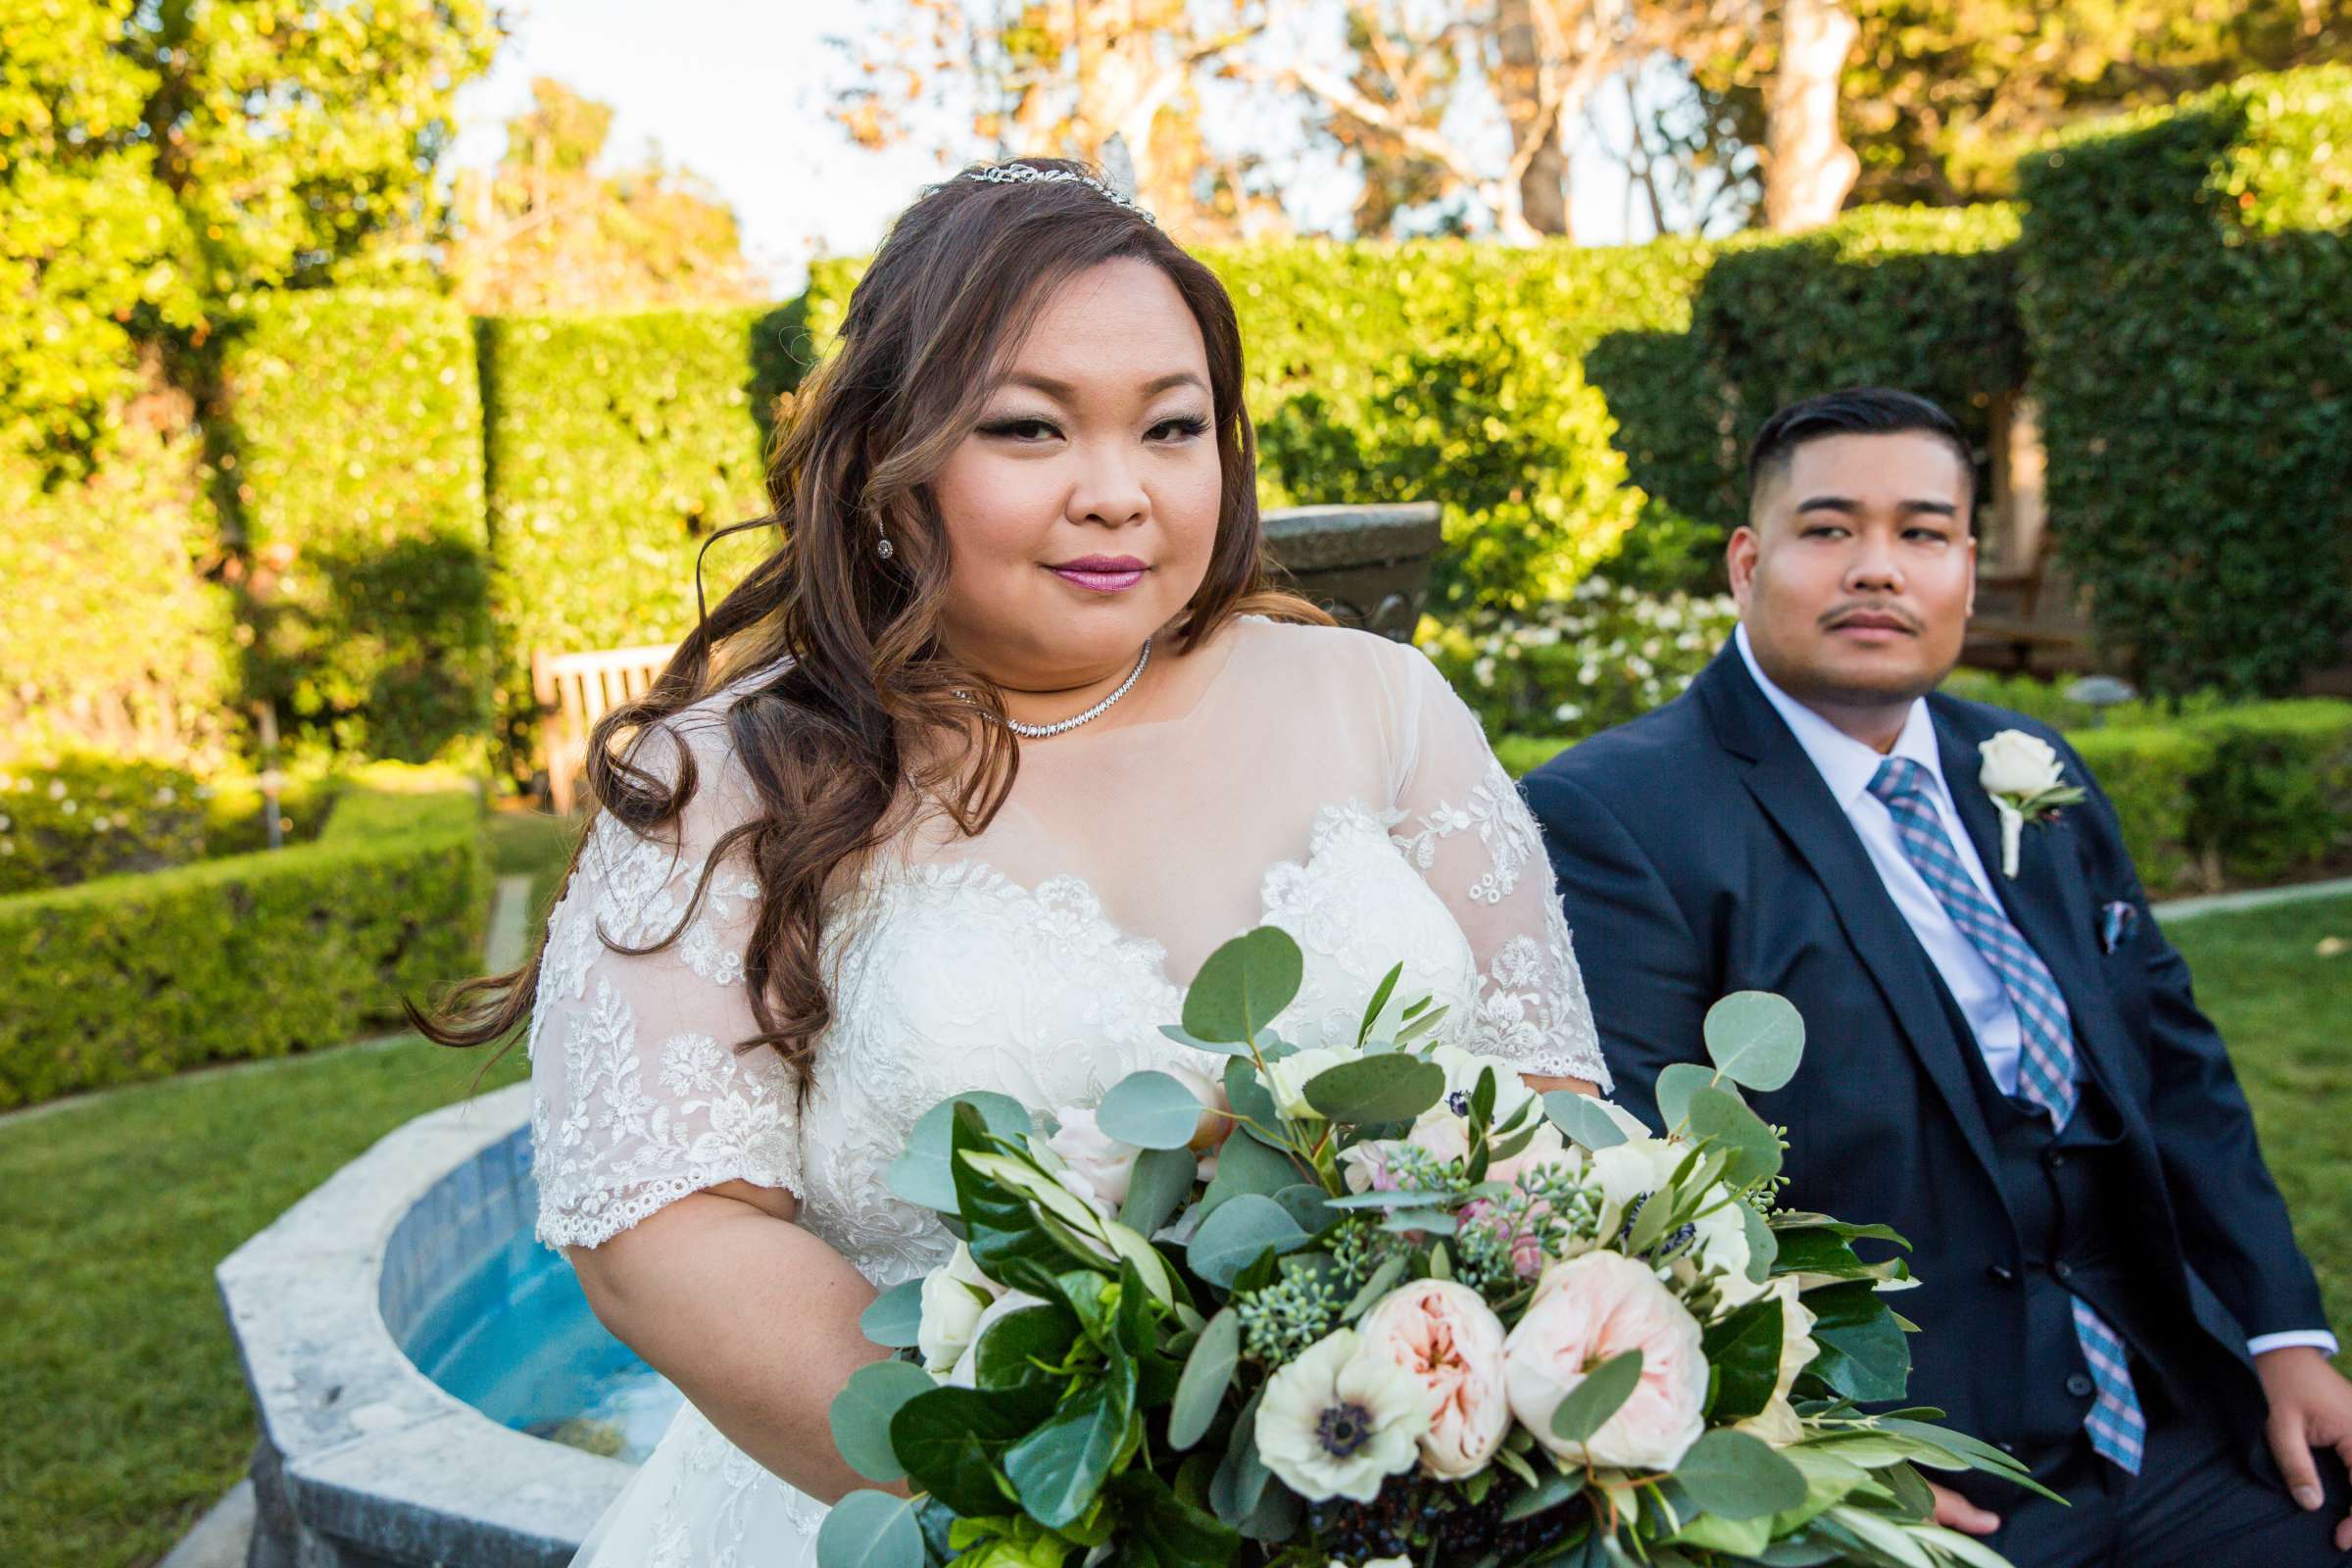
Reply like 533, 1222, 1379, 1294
982, 637, 1153, 739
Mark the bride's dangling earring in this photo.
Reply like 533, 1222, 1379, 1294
876, 528, 895, 562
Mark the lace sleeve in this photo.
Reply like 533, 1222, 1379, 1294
1386, 652, 1610, 1090
526, 719, 803, 1250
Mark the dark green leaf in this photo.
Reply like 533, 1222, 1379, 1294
828, 1359, 935, 1483
974, 1302, 1081, 1391
1701, 1296, 1786, 1421
1304, 1052, 1447, 1124
1209, 1384, 1273, 1525
1674, 1429, 1809, 1520
1105, 1468, 1245, 1568
1358, 962, 1403, 1048
1770, 1229, 1869, 1277
1804, 1281, 1913, 1402
1184, 926, 1304, 1044
890, 1383, 1051, 1515
1099, 1070, 1209, 1151
1004, 1370, 1136, 1528
1551, 1348, 1645, 1444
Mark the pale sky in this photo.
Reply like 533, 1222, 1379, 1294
447, 0, 1714, 298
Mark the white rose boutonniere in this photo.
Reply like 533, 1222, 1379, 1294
1978, 729, 2087, 877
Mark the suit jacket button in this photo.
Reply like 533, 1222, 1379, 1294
1986, 1263, 2018, 1284
2066, 1373, 2095, 1398
1996, 1441, 2018, 1455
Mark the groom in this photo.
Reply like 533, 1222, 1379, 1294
1526, 388, 2352, 1565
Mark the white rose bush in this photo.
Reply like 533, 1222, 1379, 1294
821, 928, 2051, 1568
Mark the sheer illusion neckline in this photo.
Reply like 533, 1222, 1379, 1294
863, 795, 1401, 994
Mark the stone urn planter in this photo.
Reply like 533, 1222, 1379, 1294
1260, 502, 1442, 640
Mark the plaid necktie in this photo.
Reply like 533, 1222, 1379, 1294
1868, 755, 2146, 1472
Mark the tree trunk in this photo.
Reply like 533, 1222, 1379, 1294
1763, 0, 1859, 232
1494, 0, 1571, 237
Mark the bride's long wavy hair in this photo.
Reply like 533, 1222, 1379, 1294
415, 160, 1327, 1077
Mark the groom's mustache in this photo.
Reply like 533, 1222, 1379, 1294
1819, 601, 1923, 635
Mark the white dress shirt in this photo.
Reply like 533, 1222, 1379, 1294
1735, 625, 2335, 1359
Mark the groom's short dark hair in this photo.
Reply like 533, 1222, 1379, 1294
1747, 387, 1976, 521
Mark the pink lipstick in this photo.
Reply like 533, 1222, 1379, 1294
1047, 555, 1148, 593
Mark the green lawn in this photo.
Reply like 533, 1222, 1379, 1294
0, 888, 2341, 1567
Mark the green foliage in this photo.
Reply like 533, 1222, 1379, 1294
0, 0, 196, 471
477, 305, 806, 779
221, 291, 490, 761
0, 763, 488, 1107
1417, 577, 1740, 739
1694, 203, 2026, 482
2018, 67, 2352, 696
2067, 723, 2216, 894
1218, 238, 1717, 612
2185, 701, 2352, 885
0, 418, 237, 766
0, 751, 336, 896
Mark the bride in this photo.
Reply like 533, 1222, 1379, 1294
424, 158, 1611, 1566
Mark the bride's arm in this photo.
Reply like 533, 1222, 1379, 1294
567, 1184, 897, 1504
1380, 641, 1613, 1101
528, 718, 883, 1499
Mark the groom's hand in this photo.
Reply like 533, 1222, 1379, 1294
2256, 1345, 2352, 1551
1925, 1481, 2000, 1537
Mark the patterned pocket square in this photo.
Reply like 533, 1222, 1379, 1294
2099, 899, 2141, 955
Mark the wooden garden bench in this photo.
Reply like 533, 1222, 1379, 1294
530, 643, 679, 814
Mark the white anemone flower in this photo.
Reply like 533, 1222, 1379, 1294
1255, 1329, 1431, 1502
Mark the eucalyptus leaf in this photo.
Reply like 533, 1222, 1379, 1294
1545, 1090, 1633, 1150
815, 1491, 926, 1568
1122, 1145, 1199, 1240
1674, 1429, 1809, 1520
1550, 1348, 1644, 1444
1099, 1070, 1209, 1151
1342, 1254, 1406, 1319
1189, 1193, 1310, 1288
1160, 1023, 1251, 1058
1273, 1182, 1339, 1235
828, 1360, 935, 1483
1741, 1199, 1779, 1284
1687, 1086, 1784, 1189
858, 1278, 925, 1349
1304, 1052, 1446, 1124
1184, 926, 1303, 1044
1198, 1127, 1299, 1221
1220, 1056, 1282, 1143
887, 1091, 1034, 1212
1702, 992, 1806, 1093
1378, 1206, 1458, 1235
1169, 1307, 1241, 1450
1654, 1062, 1718, 1132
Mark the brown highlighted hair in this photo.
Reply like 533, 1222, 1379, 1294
415, 160, 1326, 1079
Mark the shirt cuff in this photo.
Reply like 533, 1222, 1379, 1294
2249, 1331, 2341, 1358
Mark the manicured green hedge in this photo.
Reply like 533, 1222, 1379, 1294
0, 763, 489, 1107
0, 420, 236, 767
1499, 700, 2351, 897
477, 304, 805, 781
2019, 67, 2352, 697
221, 292, 491, 763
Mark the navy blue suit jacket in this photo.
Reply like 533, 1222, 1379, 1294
1524, 644, 2327, 1459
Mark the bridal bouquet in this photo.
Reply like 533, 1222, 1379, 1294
821, 928, 2048, 1568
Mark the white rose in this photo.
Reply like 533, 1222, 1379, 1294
1264, 1046, 1361, 1120
917, 1242, 1004, 1374
1043, 1106, 1142, 1217
1979, 729, 2063, 798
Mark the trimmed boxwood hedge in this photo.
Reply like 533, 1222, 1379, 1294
0, 763, 490, 1107
2018, 67, 2352, 698
220, 292, 492, 763
476, 304, 806, 781
1497, 699, 2352, 898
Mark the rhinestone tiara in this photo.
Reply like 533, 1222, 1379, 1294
956, 162, 1157, 226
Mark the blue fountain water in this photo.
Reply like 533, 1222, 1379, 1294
400, 1223, 684, 1463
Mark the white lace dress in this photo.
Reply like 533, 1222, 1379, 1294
527, 617, 1609, 1566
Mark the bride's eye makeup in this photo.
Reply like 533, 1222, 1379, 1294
978, 414, 1062, 442
1146, 413, 1210, 443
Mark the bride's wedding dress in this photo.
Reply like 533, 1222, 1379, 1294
526, 617, 1610, 1566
